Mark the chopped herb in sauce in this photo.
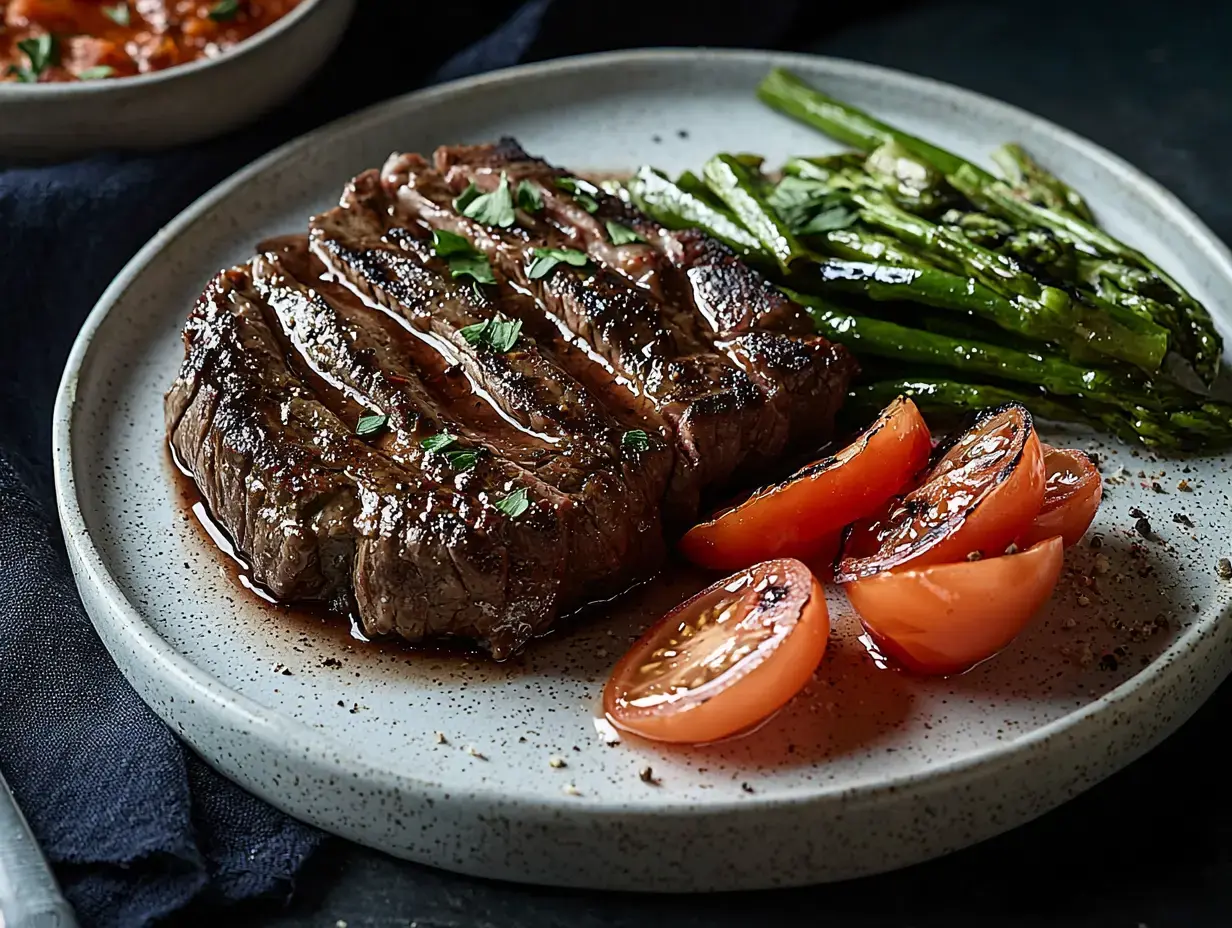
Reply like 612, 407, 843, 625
208, 0, 241, 22
621, 429, 652, 452
516, 180, 543, 213
527, 247, 590, 280
9, 34, 58, 83
494, 487, 530, 518
605, 221, 644, 245
459, 313, 523, 353
355, 414, 388, 437
457, 173, 516, 228
77, 65, 116, 80
102, 3, 131, 25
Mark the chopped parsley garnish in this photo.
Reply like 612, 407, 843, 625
430, 229, 496, 285
420, 432, 456, 452
527, 247, 590, 280
447, 253, 496, 285
494, 487, 530, 518
430, 229, 473, 257
208, 0, 241, 21
102, 3, 130, 25
516, 180, 543, 213
445, 449, 480, 471
9, 34, 59, 83
621, 429, 652, 452
459, 313, 523, 353
355, 413, 388, 437
767, 176, 858, 235
798, 205, 858, 234
77, 66, 116, 81
421, 433, 480, 470
456, 173, 516, 228
453, 183, 481, 212
605, 221, 644, 245
555, 176, 600, 213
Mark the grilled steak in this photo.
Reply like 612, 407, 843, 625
166, 137, 857, 657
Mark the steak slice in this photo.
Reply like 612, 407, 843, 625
251, 240, 664, 610
433, 139, 859, 455
381, 152, 781, 517
165, 264, 570, 657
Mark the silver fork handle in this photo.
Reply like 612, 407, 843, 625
0, 770, 78, 928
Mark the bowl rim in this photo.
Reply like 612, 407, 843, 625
0, 0, 330, 97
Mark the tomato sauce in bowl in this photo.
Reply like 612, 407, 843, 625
2, 0, 304, 82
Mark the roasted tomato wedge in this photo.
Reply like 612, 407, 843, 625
1016, 445, 1103, 548
846, 536, 1064, 675
603, 559, 830, 744
679, 397, 932, 570
836, 403, 1045, 581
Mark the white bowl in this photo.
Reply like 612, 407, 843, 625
0, 0, 355, 160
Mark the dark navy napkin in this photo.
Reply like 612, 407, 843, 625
0, 2, 803, 926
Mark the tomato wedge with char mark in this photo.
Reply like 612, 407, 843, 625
837, 403, 1046, 582
603, 559, 829, 744
1016, 445, 1103, 549
846, 536, 1064, 675
679, 397, 932, 570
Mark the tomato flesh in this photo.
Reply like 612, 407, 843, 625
846, 536, 1064, 676
679, 397, 932, 570
837, 403, 1045, 581
603, 559, 830, 744
1016, 445, 1103, 548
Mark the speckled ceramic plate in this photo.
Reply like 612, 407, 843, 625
53, 49, 1232, 891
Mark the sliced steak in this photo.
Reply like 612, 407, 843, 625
381, 151, 781, 516
433, 139, 859, 453
165, 264, 569, 657
306, 173, 669, 581
167, 138, 860, 658
251, 241, 666, 610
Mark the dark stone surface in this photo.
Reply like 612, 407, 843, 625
187, 2, 1232, 925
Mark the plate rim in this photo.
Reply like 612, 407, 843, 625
52, 46, 1232, 820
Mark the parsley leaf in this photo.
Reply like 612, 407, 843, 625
799, 205, 858, 234
458, 172, 516, 228
448, 254, 495, 285
430, 229, 496, 285
11, 34, 59, 82
445, 449, 480, 472
431, 229, 474, 258
459, 313, 523, 353
605, 221, 644, 246
621, 429, 652, 452
555, 176, 600, 213
420, 432, 456, 453
355, 414, 388, 437
494, 487, 530, 518
453, 183, 481, 213
526, 247, 590, 280
77, 65, 116, 80
102, 3, 130, 25
767, 176, 857, 235
208, 0, 240, 21
516, 180, 543, 213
